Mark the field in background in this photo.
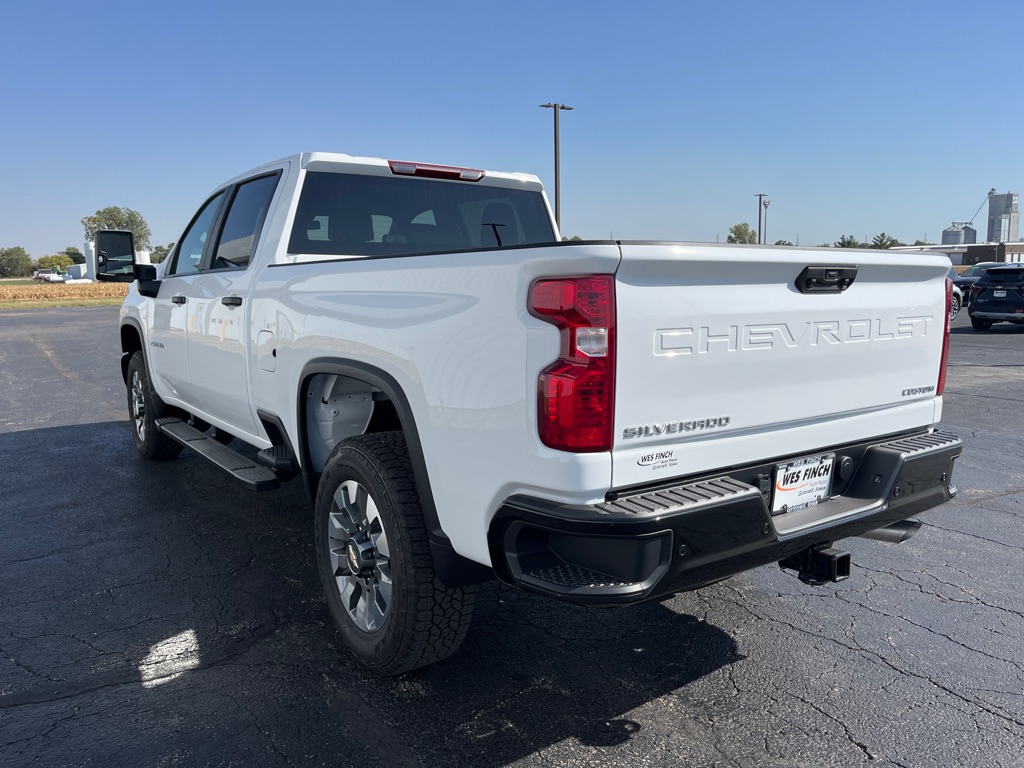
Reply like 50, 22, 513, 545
0, 282, 129, 309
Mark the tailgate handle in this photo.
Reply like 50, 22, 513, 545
796, 265, 857, 294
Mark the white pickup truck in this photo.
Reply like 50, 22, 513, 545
114, 152, 962, 674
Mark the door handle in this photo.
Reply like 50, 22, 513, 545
221, 296, 243, 307
171, 295, 187, 305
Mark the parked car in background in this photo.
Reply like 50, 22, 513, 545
967, 263, 1024, 330
948, 268, 963, 321
954, 262, 1001, 304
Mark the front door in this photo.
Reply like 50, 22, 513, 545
146, 191, 226, 404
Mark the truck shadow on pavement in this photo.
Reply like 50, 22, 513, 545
0, 421, 741, 766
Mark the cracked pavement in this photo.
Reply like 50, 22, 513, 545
0, 307, 1021, 767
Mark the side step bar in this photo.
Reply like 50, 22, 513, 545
156, 417, 281, 491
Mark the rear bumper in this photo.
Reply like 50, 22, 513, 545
968, 310, 1024, 323
488, 429, 961, 606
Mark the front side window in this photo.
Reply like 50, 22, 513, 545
168, 192, 225, 276
211, 174, 280, 270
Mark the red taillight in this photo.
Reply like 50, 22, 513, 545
387, 160, 485, 182
937, 277, 952, 396
529, 275, 616, 452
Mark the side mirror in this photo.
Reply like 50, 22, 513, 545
134, 263, 161, 298
94, 230, 136, 282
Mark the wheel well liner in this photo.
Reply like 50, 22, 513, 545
297, 358, 492, 588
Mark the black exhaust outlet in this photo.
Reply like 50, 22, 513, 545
779, 544, 851, 586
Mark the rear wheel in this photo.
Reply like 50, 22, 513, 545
971, 317, 992, 331
126, 352, 183, 461
314, 432, 475, 675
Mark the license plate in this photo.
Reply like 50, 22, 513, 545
994, 289, 1007, 298
772, 452, 835, 515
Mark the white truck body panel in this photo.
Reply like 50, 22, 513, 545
119, 152, 955, 572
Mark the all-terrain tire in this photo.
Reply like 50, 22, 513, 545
314, 432, 475, 675
126, 351, 183, 461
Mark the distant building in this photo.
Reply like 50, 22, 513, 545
963, 243, 1024, 265
941, 223, 978, 245
987, 191, 1019, 243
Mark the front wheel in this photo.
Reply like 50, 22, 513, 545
971, 317, 992, 331
314, 432, 475, 675
126, 352, 183, 460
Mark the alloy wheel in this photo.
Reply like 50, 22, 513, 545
328, 480, 392, 632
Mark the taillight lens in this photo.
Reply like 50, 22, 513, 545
529, 275, 616, 452
937, 277, 952, 396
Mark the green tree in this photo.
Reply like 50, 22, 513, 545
817, 242, 832, 248
727, 223, 757, 244
149, 242, 174, 264
774, 239, 794, 246
560, 235, 584, 241
835, 234, 861, 248
63, 246, 84, 264
81, 206, 152, 250
36, 254, 75, 272
870, 232, 902, 249
0, 246, 34, 278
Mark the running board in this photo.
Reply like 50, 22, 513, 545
156, 417, 280, 491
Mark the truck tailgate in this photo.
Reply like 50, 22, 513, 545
612, 243, 949, 489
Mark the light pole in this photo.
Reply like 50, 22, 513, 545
754, 193, 767, 244
540, 103, 573, 230
762, 198, 770, 244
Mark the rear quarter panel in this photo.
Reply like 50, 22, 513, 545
249, 244, 621, 565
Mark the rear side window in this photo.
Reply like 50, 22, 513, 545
211, 174, 280, 270
288, 171, 556, 256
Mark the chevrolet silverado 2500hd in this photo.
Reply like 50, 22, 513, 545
114, 152, 962, 674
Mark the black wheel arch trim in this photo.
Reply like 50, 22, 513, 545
297, 357, 492, 588
256, 408, 301, 475
119, 318, 146, 384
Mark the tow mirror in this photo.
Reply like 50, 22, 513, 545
94, 230, 136, 282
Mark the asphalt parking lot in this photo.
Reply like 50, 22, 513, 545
1, 307, 1022, 767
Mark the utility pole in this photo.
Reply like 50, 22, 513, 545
754, 193, 767, 244
540, 103, 573, 230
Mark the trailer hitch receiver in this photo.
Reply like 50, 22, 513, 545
779, 544, 851, 586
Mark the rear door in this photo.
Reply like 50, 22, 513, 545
187, 172, 282, 435
611, 244, 949, 488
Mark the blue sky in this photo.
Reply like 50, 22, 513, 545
1, 0, 1021, 257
